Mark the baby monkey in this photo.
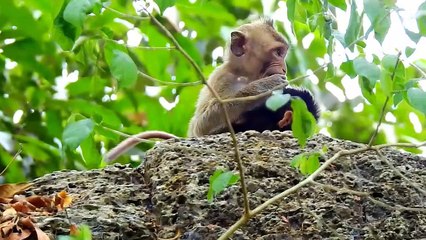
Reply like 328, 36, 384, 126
188, 19, 319, 136
105, 19, 319, 162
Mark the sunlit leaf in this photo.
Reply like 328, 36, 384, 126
364, 0, 390, 43
80, 133, 102, 169
407, 88, 426, 115
266, 93, 291, 112
328, 0, 347, 10
207, 169, 239, 202
291, 99, 317, 147
416, 2, 426, 35
354, 58, 381, 82
63, 119, 95, 150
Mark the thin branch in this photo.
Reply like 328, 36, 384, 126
0, 147, 22, 176
314, 181, 426, 213
373, 141, 426, 149
375, 149, 426, 196
368, 52, 402, 147
219, 146, 369, 239
104, 6, 149, 21
145, 10, 251, 215
98, 125, 157, 144
139, 71, 202, 86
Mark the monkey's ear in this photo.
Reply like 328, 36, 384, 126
230, 31, 246, 57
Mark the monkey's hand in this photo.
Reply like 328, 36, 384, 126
236, 74, 288, 97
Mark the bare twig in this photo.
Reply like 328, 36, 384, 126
368, 52, 402, 147
98, 125, 157, 144
138, 71, 202, 86
0, 146, 22, 176
104, 6, 149, 21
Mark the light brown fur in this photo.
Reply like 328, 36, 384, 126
188, 20, 289, 136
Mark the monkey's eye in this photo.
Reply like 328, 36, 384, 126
275, 47, 285, 57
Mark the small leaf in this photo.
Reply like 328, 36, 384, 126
62, 119, 95, 150
287, 0, 296, 22
344, 1, 361, 50
407, 88, 426, 115
80, 133, 102, 169
207, 170, 239, 202
291, 99, 317, 147
156, 0, 176, 14
328, 0, 347, 10
416, 2, 426, 35
63, 0, 100, 27
353, 58, 381, 82
266, 94, 291, 111
340, 60, 356, 78
405, 47, 415, 57
107, 49, 138, 88
363, 0, 390, 43
290, 153, 306, 168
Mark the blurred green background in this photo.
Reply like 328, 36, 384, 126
0, 0, 425, 182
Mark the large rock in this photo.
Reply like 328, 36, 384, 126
28, 132, 426, 239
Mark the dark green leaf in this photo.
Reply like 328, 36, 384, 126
266, 93, 291, 111
156, 0, 176, 14
63, 119, 95, 150
107, 49, 138, 88
407, 88, 426, 114
291, 98, 317, 147
63, 0, 100, 27
344, 1, 361, 50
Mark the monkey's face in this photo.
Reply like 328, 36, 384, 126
230, 23, 288, 80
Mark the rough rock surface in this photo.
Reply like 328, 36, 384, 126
28, 132, 426, 239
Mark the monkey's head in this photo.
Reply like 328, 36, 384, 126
228, 19, 289, 80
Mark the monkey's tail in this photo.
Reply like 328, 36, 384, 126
104, 131, 178, 163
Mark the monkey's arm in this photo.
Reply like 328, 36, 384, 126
104, 131, 177, 162
189, 74, 288, 136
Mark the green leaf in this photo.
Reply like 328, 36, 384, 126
416, 2, 426, 35
340, 60, 356, 78
344, 0, 361, 50
266, 93, 291, 112
407, 88, 426, 115
405, 47, 415, 57
291, 98, 317, 147
156, 0, 176, 14
63, 0, 100, 27
80, 133, 102, 169
291, 153, 321, 175
207, 169, 239, 202
63, 119, 95, 150
363, 0, 390, 43
328, 0, 347, 10
405, 29, 421, 43
287, 0, 296, 22
353, 58, 381, 82
107, 49, 138, 88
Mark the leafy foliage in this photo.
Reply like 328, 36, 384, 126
0, 0, 425, 181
